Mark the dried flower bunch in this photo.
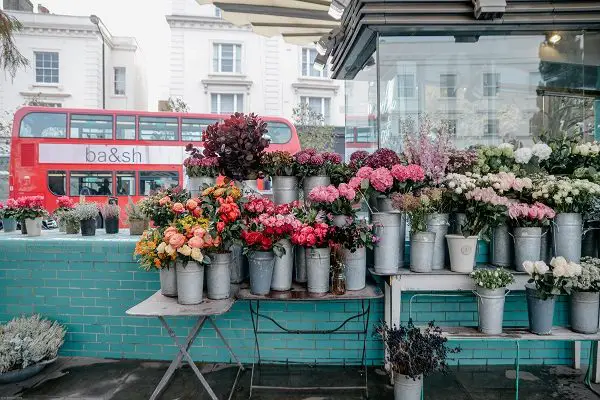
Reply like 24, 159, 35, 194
101, 203, 120, 219
126, 198, 146, 222
202, 113, 270, 180
392, 188, 444, 233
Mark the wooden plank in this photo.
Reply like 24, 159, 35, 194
440, 326, 600, 341
126, 291, 235, 317
236, 282, 383, 301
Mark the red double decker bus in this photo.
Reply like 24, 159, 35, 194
9, 107, 300, 220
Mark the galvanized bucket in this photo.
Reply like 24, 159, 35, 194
540, 226, 553, 263
306, 247, 331, 294
294, 245, 307, 283
332, 214, 352, 227
513, 227, 542, 272
410, 231, 436, 273
446, 234, 478, 273
372, 212, 402, 274
553, 213, 583, 263
272, 176, 299, 205
394, 374, 423, 400
129, 219, 148, 235
426, 213, 449, 270
229, 244, 246, 284
491, 223, 512, 267
476, 286, 507, 334
570, 291, 600, 334
271, 239, 294, 291
525, 284, 555, 335
248, 251, 275, 295
187, 176, 216, 196
2, 218, 17, 233
343, 247, 366, 291
375, 197, 396, 213
159, 264, 177, 297
303, 176, 330, 202
582, 224, 598, 258
206, 252, 231, 300
176, 260, 204, 305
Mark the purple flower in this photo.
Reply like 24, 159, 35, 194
365, 148, 402, 169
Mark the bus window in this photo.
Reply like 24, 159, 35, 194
47, 170, 66, 196
139, 117, 178, 141
19, 112, 67, 138
265, 122, 292, 144
70, 114, 113, 139
70, 171, 113, 196
139, 171, 179, 196
182, 118, 217, 142
116, 116, 136, 140
116, 171, 136, 196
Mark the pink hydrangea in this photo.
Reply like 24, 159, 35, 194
356, 166, 373, 179
348, 177, 363, 190
369, 168, 394, 193
338, 183, 356, 201
309, 185, 340, 203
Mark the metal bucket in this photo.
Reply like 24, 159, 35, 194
306, 247, 331, 294
446, 235, 478, 273
570, 291, 600, 334
271, 239, 294, 291
294, 245, 307, 283
394, 374, 423, 400
332, 214, 352, 227
2, 218, 17, 233
525, 284, 555, 335
476, 286, 506, 334
451, 213, 467, 235
25, 217, 42, 237
176, 260, 204, 305
491, 223, 512, 267
206, 252, 231, 300
248, 251, 275, 295
229, 244, 245, 284
513, 227, 542, 272
553, 213, 583, 263
540, 226, 553, 263
343, 247, 366, 291
372, 212, 402, 274
410, 231, 436, 273
582, 224, 598, 258
129, 219, 148, 235
426, 213, 449, 270
375, 197, 395, 213
159, 264, 177, 297
272, 176, 299, 205
303, 176, 330, 202
187, 176, 216, 196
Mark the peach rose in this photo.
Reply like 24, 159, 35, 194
192, 227, 206, 237
192, 207, 202, 218
188, 236, 204, 249
191, 248, 204, 262
163, 226, 178, 242
186, 199, 198, 210
177, 244, 192, 257
159, 196, 171, 206
169, 233, 186, 249
172, 203, 185, 213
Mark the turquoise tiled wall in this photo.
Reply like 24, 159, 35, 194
0, 233, 585, 366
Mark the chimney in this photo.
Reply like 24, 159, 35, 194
37, 4, 50, 13
3, 0, 33, 11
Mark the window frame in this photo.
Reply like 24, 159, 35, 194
34, 51, 59, 84
484, 117, 500, 137
19, 112, 67, 138
69, 170, 114, 197
210, 93, 244, 114
116, 115, 137, 140
212, 43, 242, 74
69, 114, 114, 140
483, 72, 500, 97
301, 48, 327, 78
114, 67, 126, 96
397, 73, 416, 98
440, 73, 457, 98
116, 170, 137, 196
47, 170, 67, 196
300, 96, 331, 124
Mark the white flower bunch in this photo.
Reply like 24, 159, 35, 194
522, 260, 549, 275
443, 173, 478, 195
541, 177, 600, 212
471, 268, 514, 290
514, 147, 533, 164
531, 143, 552, 161
549, 256, 582, 278
572, 257, 600, 292
572, 142, 600, 157
524, 257, 582, 299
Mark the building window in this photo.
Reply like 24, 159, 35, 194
485, 117, 500, 137
34, 51, 59, 83
211, 93, 244, 114
397, 74, 415, 98
214, 7, 222, 17
440, 74, 457, 98
300, 96, 331, 124
301, 48, 327, 78
483, 72, 500, 97
213, 43, 242, 73
442, 119, 457, 137
114, 67, 126, 95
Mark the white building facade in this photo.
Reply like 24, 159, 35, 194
0, 10, 148, 113
166, 0, 345, 127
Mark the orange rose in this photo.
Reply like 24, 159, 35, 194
186, 199, 198, 210
159, 196, 171, 206
192, 227, 206, 237
192, 207, 202, 218
163, 226, 178, 242
202, 187, 215, 196
172, 203, 185, 213
169, 233, 186, 249
188, 236, 204, 249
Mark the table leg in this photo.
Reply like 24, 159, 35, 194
593, 340, 600, 383
514, 341, 520, 400
574, 342, 582, 370
150, 316, 207, 400
384, 276, 402, 384
208, 317, 244, 370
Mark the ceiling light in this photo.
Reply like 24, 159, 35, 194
316, 38, 328, 56
328, 0, 349, 20
315, 28, 344, 56
313, 53, 328, 71
548, 33, 562, 45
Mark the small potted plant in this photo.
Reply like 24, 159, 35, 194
0, 315, 66, 383
377, 320, 460, 400
62, 209, 80, 234
75, 202, 100, 236
294, 148, 342, 201
54, 196, 75, 232
102, 203, 120, 234
523, 257, 582, 335
262, 150, 298, 204
0, 199, 19, 233
470, 268, 514, 334
567, 256, 600, 333
184, 143, 219, 195
202, 113, 270, 193
16, 196, 48, 237
126, 198, 148, 235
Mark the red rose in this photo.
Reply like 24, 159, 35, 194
217, 221, 225, 233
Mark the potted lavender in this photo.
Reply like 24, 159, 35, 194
75, 202, 100, 236
183, 143, 219, 195
101, 203, 120, 234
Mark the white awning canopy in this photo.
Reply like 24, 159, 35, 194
196, 0, 340, 44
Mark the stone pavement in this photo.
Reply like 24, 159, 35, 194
1, 357, 599, 399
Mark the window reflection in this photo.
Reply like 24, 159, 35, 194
139, 171, 179, 196
116, 116, 136, 140
19, 112, 67, 138
116, 171, 135, 196
70, 114, 113, 139
47, 170, 66, 196
70, 171, 113, 196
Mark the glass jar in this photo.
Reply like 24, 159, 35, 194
331, 272, 346, 295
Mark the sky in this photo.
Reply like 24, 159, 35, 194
35, 0, 171, 109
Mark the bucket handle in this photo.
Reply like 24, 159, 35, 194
472, 288, 511, 298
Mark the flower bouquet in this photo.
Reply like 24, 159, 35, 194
126, 198, 148, 235
262, 150, 299, 204
0, 199, 20, 232
364, 148, 402, 169
139, 186, 190, 228
16, 196, 48, 237
348, 150, 370, 171
523, 257, 582, 334
53, 196, 74, 232
309, 183, 358, 225
294, 148, 342, 200
74, 202, 99, 237
183, 143, 219, 194
200, 183, 244, 254
567, 257, 600, 333
470, 268, 514, 334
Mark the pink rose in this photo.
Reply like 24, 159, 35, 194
186, 199, 198, 210
172, 203, 185, 213
163, 227, 178, 242
188, 236, 204, 249
159, 196, 171, 206
169, 233, 186, 249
